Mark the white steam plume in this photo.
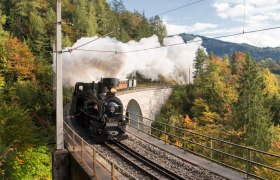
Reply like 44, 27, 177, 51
60, 35, 203, 87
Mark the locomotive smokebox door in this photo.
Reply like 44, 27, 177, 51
103, 78, 120, 89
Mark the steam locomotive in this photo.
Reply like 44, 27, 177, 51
70, 78, 128, 142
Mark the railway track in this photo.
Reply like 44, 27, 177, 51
65, 105, 225, 179
104, 140, 185, 180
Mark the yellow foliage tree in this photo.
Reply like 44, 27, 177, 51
0, 37, 35, 82
190, 98, 220, 125
184, 115, 197, 130
261, 68, 280, 97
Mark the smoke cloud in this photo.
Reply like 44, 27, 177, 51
60, 35, 203, 87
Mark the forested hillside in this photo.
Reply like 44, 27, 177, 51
0, 0, 167, 178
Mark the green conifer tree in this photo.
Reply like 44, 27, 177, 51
96, 0, 111, 35
28, 12, 49, 58
234, 54, 274, 150
193, 48, 208, 78
74, 0, 98, 37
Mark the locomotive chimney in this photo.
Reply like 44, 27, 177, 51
102, 78, 119, 91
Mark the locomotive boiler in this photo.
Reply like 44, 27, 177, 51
70, 78, 128, 142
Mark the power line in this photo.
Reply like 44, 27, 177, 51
73, 49, 116, 53
157, 0, 205, 16
176, 0, 192, 25
63, 29, 118, 53
243, 0, 246, 33
73, 26, 280, 55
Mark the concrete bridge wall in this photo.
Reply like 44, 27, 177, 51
118, 88, 173, 130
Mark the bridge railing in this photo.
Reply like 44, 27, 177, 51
63, 122, 132, 180
116, 82, 173, 95
126, 111, 280, 180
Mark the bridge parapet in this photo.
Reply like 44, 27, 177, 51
117, 86, 173, 131
63, 121, 129, 179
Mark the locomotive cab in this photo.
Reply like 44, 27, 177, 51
70, 82, 98, 116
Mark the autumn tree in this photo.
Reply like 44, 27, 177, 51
231, 52, 246, 76
0, 103, 51, 179
192, 55, 237, 125
0, 104, 38, 151
0, 37, 35, 83
10, 146, 51, 179
0, 10, 7, 39
233, 54, 274, 150
260, 68, 280, 125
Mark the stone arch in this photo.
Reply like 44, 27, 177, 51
126, 99, 144, 130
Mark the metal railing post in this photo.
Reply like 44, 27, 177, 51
111, 162, 115, 180
210, 138, 213, 160
73, 131, 75, 151
149, 121, 152, 135
164, 125, 167, 144
137, 116, 140, 130
128, 112, 130, 126
246, 149, 251, 179
81, 139, 84, 164
93, 148, 96, 177
183, 133, 186, 152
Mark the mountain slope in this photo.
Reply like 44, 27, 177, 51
179, 33, 280, 61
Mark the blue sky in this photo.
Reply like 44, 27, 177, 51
107, 0, 280, 47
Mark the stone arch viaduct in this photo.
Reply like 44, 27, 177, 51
117, 87, 173, 130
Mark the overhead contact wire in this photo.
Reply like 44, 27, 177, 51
63, 29, 118, 53
243, 0, 246, 33
74, 26, 280, 55
176, 0, 192, 25
157, 0, 205, 16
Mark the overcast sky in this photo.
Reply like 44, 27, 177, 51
107, 0, 280, 47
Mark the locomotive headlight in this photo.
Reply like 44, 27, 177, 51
111, 88, 117, 94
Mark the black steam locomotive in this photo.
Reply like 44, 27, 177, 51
70, 78, 127, 142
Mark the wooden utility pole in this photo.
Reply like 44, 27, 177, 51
56, 0, 64, 150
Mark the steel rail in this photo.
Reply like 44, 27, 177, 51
103, 142, 160, 180
112, 141, 186, 180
